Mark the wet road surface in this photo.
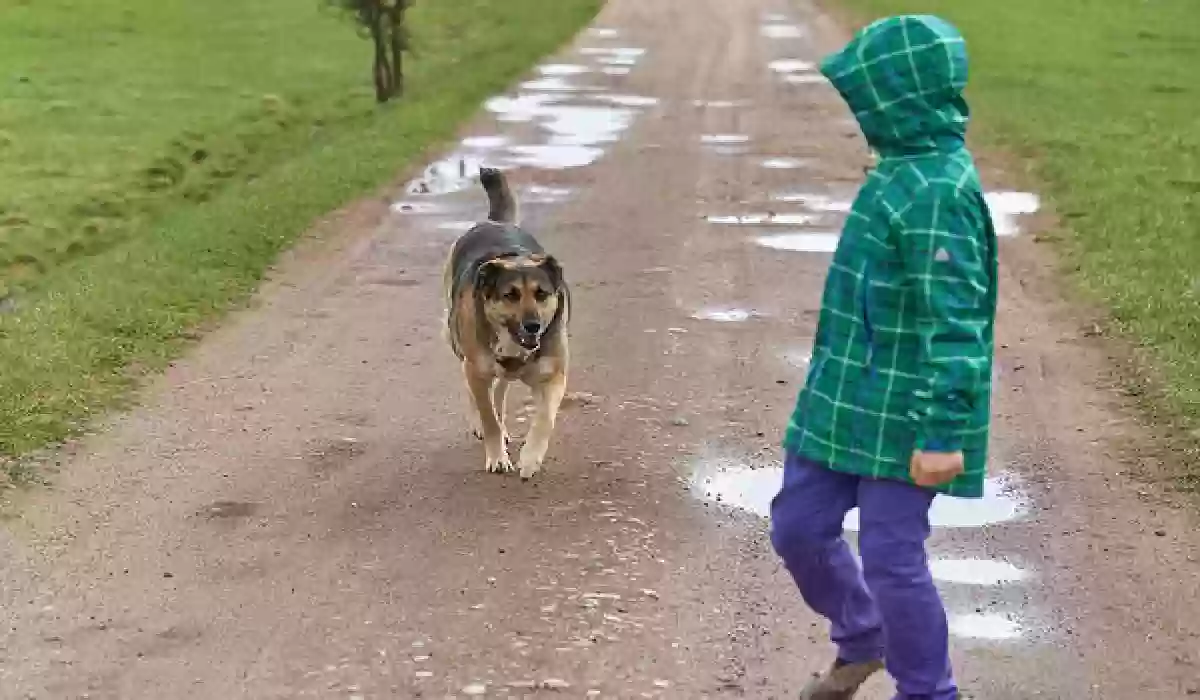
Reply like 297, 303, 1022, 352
3, 0, 1200, 698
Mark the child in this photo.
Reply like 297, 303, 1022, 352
770, 15, 997, 700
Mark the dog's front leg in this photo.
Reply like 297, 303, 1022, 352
518, 370, 567, 480
464, 363, 512, 473
492, 379, 512, 445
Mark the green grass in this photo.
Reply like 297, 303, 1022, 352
829, 0, 1200, 462
0, 0, 601, 472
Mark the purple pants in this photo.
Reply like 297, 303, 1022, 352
770, 452, 958, 700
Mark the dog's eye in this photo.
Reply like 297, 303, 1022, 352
534, 289, 550, 302
504, 289, 521, 302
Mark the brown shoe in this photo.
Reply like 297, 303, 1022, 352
798, 659, 885, 700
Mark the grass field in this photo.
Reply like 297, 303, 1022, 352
0, 0, 601, 474
831, 0, 1200, 467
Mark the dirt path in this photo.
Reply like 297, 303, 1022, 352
3, 0, 1199, 698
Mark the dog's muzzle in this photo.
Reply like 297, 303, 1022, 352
514, 321, 543, 352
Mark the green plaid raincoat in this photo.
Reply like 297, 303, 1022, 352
783, 15, 997, 498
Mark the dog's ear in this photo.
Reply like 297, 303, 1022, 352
475, 259, 507, 297
536, 255, 564, 290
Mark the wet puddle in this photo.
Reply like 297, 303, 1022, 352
701, 134, 751, 145
782, 347, 812, 369
949, 613, 1022, 640
986, 191, 1041, 236
436, 220, 478, 232
756, 232, 841, 253
690, 458, 1027, 531
691, 460, 782, 517
599, 94, 660, 108
784, 74, 828, 85
507, 144, 604, 169
761, 156, 811, 170
602, 66, 632, 76
691, 307, 761, 323
845, 474, 1026, 530
404, 153, 489, 195
771, 193, 852, 212
461, 135, 509, 150
587, 27, 620, 39
486, 93, 570, 123
693, 99, 749, 109
521, 184, 573, 205
520, 76, 599, 92
761, 22, 806, 39
930, 559, 1028, 585
769, 59, 816, 74
390, 200, 454, 215
579, 47, 646, 63
707, 213, 822, 226
538, 63, 591, 76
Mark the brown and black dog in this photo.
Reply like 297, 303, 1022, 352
442, 168, 570, 479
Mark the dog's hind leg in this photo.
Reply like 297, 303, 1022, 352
518, 369, 567, 480
492, 379, 512, 445
464, 363, 512, 473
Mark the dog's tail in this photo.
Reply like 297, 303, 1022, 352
480, 167, 518, 224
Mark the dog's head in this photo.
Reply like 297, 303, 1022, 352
476, 253, 564, 357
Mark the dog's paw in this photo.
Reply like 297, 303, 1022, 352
517, 452, 545, 481
485, 451, 513, 474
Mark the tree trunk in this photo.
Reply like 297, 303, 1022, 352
368, 3, 393, 103
388, 4, 406, 98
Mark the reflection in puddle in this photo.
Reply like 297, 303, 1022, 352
538, 105, 636, 146
691, 461, 782, 517
701, 134, 751, 144
756, 233, 841, 253
599, 94, 660, 108
520, 76, 596, 92
950, 613, 1021, 640
693, 99, 748, 109
772, 193, 852, 212
785, 74, 828, 85
436, 220, 478, 232
486, 93, 568, 122
539, 63, 591, 76
587, 27, 620, 39
596, 55, 640, 67
930, 559, 1028, 586
691, 453, 1028, 538
461, 135, 508, 150
692, 307, 760, 323
761, 157, 811, 169
580, 47, 646, 60
708, 213, 822, 226
769, 59, 816, 74
986, 191, 1041, 236
761, 23, 806, 39
844, 475, 1026, 531
404, 153, 487, 195
602, 66, 632, 76
783, 348, 812, 369
763, 12, 791, 22
522, 185, 573, 204
390, 200, 452, 215
507, 144, 604, 169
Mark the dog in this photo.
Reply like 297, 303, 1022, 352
442, 167, 570, 479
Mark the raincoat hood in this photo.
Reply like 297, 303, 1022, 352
820, 15, 969, 156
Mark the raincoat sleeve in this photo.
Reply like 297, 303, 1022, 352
895, 187, 991, 452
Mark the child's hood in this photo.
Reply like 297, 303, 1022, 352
820, 15, 970, 156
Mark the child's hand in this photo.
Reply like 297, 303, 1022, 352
909, 450, 964, 487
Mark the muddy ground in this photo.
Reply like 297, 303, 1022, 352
2, 0, 1198, 698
